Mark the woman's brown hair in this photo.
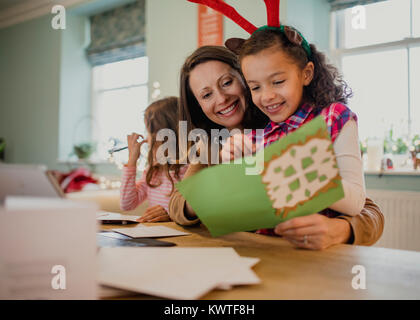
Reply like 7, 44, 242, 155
179, 45, 268, 135
239, 28, 353, 109
144, 96, 183, 194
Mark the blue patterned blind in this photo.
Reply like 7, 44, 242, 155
86, 0, 145, 66
328, 0, 388, 11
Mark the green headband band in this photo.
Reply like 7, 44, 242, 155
255, 25, 312, 59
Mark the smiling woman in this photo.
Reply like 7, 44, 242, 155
188, 60, 246, 131
178, 46, 268, 137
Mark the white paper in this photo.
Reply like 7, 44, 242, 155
96, 211, 140, 223
0, 198, 98, 299
98, 247, 260, 300
216, 257, 261, 290
5, 196, 93, 210
112, 225, 190, 238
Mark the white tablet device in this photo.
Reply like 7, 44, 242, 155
0, 163, 64, 203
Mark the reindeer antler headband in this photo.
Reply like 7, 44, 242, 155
187, 0, 312, 58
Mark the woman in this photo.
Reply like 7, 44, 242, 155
169, 45, 384, 250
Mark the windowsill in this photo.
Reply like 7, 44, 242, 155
365, 169, 420, 176
57, 159, 114, 165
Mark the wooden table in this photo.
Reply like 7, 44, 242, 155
101, 222, 420, 300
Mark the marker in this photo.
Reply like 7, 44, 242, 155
108, 146, 128, 154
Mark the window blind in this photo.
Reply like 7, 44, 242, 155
86, 0, 145, 66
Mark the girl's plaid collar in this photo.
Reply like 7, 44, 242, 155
263, 103, 314, 136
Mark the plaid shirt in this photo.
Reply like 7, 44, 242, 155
253, 102, 357, 236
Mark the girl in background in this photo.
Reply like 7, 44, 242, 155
120, 96, 187, 222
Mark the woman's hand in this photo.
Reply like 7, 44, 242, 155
126, 133, 146, 167
220, 133, 255, 163
184, 201, 197, 219
137, 205, 170, 223
274, 213, 352, 250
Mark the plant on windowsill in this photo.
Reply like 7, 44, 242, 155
72, 142, 96, 161
383, 128, 411, 169
409, 135, 420, 170
383, 128, 409, 155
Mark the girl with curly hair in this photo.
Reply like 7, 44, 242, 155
223, 26, 366, 229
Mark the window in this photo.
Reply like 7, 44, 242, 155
91, 56, 149, 166
340, 0, 411, 49
332, 0, 420, 164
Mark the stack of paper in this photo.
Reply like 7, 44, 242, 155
111, 225, 190, 238
0, 196, 98, 299
96, 211, 140, 224
98, 247, 260, 299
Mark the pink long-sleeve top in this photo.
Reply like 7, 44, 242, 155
120, 165, 188, 213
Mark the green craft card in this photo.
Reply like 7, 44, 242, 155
176, 116, 344, 237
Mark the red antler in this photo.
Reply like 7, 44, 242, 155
188, 0, 257, 34
264, 0, 280, 27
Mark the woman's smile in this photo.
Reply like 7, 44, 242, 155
217, 100, 239, 116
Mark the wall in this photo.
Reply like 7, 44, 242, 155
145, 0, 196, 99
0, 1, 128, 171
285, 0, 330, 52
58, 13, 92, 161
0, 14, 62, 169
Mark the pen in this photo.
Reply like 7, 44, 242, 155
108, 146, 128, 154
108, 136, 146, 154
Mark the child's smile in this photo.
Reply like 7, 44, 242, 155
241, 47, 314, 123
264, 101, 287, 114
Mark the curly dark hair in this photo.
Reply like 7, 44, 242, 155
238, 27, 353, 109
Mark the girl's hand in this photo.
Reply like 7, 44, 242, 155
127, 133, 146, 167
137, 205, 170, 223
220, 133, 255, 163
273, 213, 352, 250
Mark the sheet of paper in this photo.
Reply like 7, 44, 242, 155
5, 196, 93, 209
98, 247, 260, 300
98, 285, 139, 299
0, 198, 98, 299
112, 225, 190, 238
96, 211, 140, 223
216, 257, 261, 290
176, 116, 344, 236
